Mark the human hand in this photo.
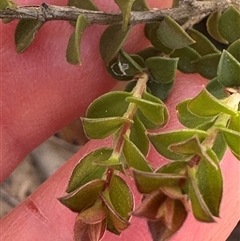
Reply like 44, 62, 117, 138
1, 0, 239, 240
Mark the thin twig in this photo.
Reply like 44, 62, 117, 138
0, 0, 239, 25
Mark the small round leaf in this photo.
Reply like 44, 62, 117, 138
177, 99, 215, 128
194, 53, 221, 79
114, 0, 135, 31
15, 19, 44, 53
100, 24, 131, 66
149, 129, 208, 160
187, 28, 220, 56
170, 46, 200, 73
206, 77, 227, 99
109, 174, 133, 220
157, 16, 195, 49
59, 179, 106, 212
126, 96, 165, 125
187, 166, 215, 222
218, 6, 240, 43
148, 24, 173, 54
227, 39, 240, 62
217, 50, 240, 87
123, 135, 152, 172
145, 56, 178, 83
147, 79, 174, 101
82, 116, 132, 139
206, 11, 228, 44
132, 169, 185, 194
66, 15, 88, 65
217, 126, 240, 160
130, 115, 149, 155
86, 91, 131, 118
188, 88, 238, 117
67, 148, 112, 193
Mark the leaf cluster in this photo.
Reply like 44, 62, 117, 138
2, 0, 240, 241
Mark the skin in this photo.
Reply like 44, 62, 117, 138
1, 0, 239, 240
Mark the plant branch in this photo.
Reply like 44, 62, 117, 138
113, 72, 148, 154
0, 0, 239, 25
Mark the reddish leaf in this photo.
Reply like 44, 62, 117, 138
133, 190, 166, 219
147, 199, 188, 241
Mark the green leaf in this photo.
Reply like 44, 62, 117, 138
86, 91, 131, 118
157, 16, 195, 49
147, 79, 174, 101
145, 91, 169, 126
76, 200, 107, 224
170, 46, 200, 73
188, 88, 238, 117
212, 133, 227, 161
217, 126, 240, 160
114, 0, 135, 31
206, 11, 228, 44
145, 57, 178, 83
109, 174, 133, 220
126, 96, 165, 125
218, 6, 240, 43
206, 77, 228, 99
169, 136, 218, 168
123, 136, 152, 171
0, 0, 16, 10
156, 161, 188, 175
177, 99, 215, 128
68, 0, 99, 10
66, 148, 112, 193
187, 167, 215, 222
130, 116, 149, 155
144, 22, 158, 40
194, 53, 221, 79
145, 23, 173, 54
147, 199, 188, 241
94, 156, 122, 171
82, 116, 132, 139
15, 19, 44, 53
66, 15, 88, 65
227, 39, 240, 62
135, 91, 169, 129
135, 110, 158, 130
149, 129, 208, 160
187, 28, 220, 56
101, 175, 132, 232
100, 24, 131, 65
59, 179, 106, 212
196, 150, 223, 217
217, 50, 240, 87
132, 0, 149, 11
132, 169, 185, 194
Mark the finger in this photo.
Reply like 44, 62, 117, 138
2, 73, 240, 241
1, 0, 172, 182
